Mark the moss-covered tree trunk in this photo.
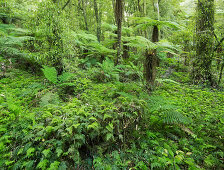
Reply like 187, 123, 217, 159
144, 0, 160, 87
144, 26, 159, 86
193, 0, 215, 86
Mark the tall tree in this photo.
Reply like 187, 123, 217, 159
144, 0, 160, 87
78, 0, 89, 31
114, 0, 123, 65
193, 0, 215, 85
93, 0, 102, 42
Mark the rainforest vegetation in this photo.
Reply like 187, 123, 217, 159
0, 0, 224, 169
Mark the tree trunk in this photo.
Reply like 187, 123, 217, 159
114, 0, 123, 65
144, 0, 160, 87
193, 0, 215, 86
218, 62, 224, 85
78, 0, 89, 31
93, 0, 101, 42
122, 41, 129, 59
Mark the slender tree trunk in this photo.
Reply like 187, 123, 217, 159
137, 0, 141, 12
144, 0, 146, 15
78, 0, 89, 31
112, 0, 116, 25
193, 0, 215, 86
218, 62, 224, 84
93, 0, 101, 42
114, 0, 123, 65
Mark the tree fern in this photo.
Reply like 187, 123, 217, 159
130, 17, 182, 30
123, 36, 157, 49
0, 23, 33, 57
156, 39, 181, 52
71, 31, 116, 56
101, 23, 117, 32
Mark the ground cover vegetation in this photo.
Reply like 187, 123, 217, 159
0, 0, 224, 169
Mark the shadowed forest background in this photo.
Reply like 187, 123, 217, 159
0, 0, 224, 169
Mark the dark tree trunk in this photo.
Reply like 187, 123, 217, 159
114, 0, 123, 65
122, 41, 129, 59
144, 26, 159, 86
144, 0, 160, 87
93, 0, 101, 42
144, 51, 158, 85
193, 0, 215, 86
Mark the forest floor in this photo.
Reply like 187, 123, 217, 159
0, 60, 224, 169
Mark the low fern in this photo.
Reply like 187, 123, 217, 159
148, 96, 190, 125
41, 65, 58, 84
163, 111, 190, 125
41, 65, 72, 84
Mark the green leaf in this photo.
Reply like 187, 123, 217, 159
45, 126, 55, 133
106, 123, 113, 133
87, 122, 99, 130
49, 161, 60, 170
58, 161, 67, 170
106, 133, 114, 141
58, 72, 72, 83
42, 148, 51, 157
56, 148, 63, 157
37, 159, 48, 170
26, 148, 35, 158
103, 114, 112, 120
41, 65, 58, 84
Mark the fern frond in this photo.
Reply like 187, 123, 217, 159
41, 65, 58, 84
163, 111, 190, 125
58, 72, 72, 83
156, 79, 180, 85
123, 36, 157, 49
156, 39, 181, 52
101, 23, 117, 31
130, 17, 182, 31
40, 92, 60, 107
88, 42, 116, 55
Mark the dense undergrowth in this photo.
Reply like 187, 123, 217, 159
1, 0, 224, 169
0, 57, 223, 169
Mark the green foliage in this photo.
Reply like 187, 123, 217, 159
1, 0, 224, 169
130, 17, 182, 30
41, 65, 72, 85
0, 66, 150, 169
41, 65, 58, 84
0, 23, 32, 57
123, 35, 157, 49
96, 57, 120, 82
72, 31, 116, 57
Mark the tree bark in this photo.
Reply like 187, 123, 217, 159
122, 41, 129, 59
78, 0, 89, 31
114, 0, 123, 65
193, 0, 215, 86
218, 62, 224, 84
93, 0, 101, 42
144, 0, 160, 87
